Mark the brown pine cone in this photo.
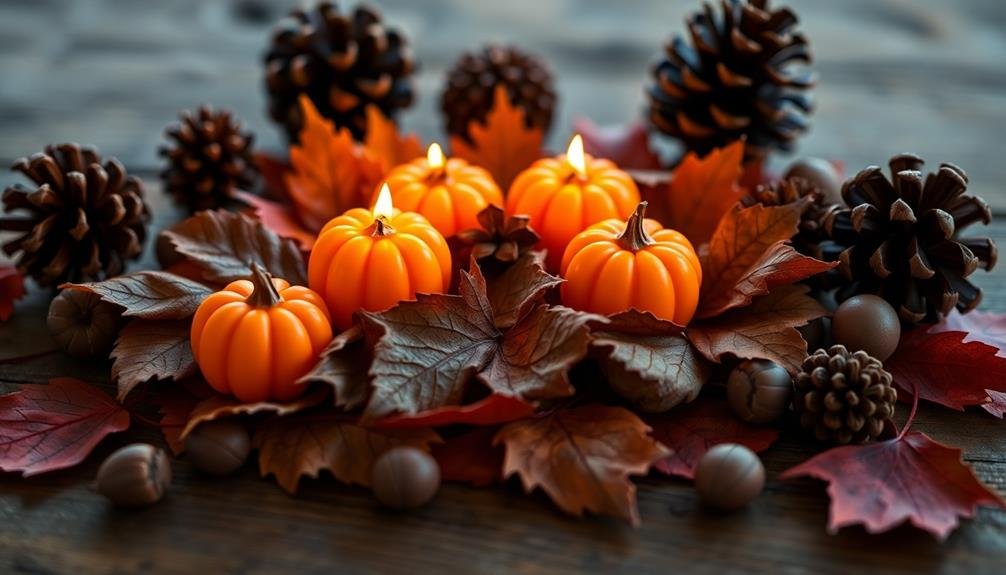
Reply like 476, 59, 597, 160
456, 205, 540, 265
824, 154, 997, 324
159, 106, 257, 213
647, 0, 815, 162
264, 2, 416, 141
1, 144, 149, 286
794, 345, 897, 445
441, 44, 556, 143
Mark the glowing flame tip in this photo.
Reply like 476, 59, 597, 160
427, 143, 445, 170
567, 134, 586, 178
373, 183, 394, 220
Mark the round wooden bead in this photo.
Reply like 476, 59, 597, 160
371, 447, 441, 510
783, 157, 842, 204
831, 294, 901, 361
95, 444, 172, 507
184, 419, 251, 476
694, 444, 765, 511
727, 359, 793, 424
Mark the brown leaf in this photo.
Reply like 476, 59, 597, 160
495, 405, 669, 526
111, 319, 196, 400
161, 210, 307, 286
298, 326, 371, 410
688, 285, 827, 374
432, 427, 504, 486
363, 105, 423, 172
234, 190, 318, 251
63, 271, 212, 320
483, 253, 561, 329
451, 86, 545, 190
178, 389, 327, 441
157, 389, 200, 455
253, 413, 439, 494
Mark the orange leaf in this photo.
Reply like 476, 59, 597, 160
450, 86, 544, 191
643, 140, 745, 245
495, 404, 669, 526
285, 96, 384, 232
363, 105, 423, 172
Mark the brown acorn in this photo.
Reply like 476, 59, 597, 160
47, 289, 122, 359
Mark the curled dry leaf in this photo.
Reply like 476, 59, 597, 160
574, 119, 662, 171
178, 388, 329, 441
298, 325, 371, 410
253, 413, 439, 494
484, 252, 561, 329
495, 404, 670, 526
0, 378, 130, 476
781, 431, 1005, 539
111, 319, 196, 400
63, 271, 212, 320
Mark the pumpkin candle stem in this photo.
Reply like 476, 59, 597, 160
616, 202, 655, 252
365, 217, 396, 237
245, 262, 283, 307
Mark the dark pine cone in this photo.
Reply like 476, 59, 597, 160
159, 106, 258, 213
794, 345, 897, 445
441, 44, 557, 143
741, 177, 841, 260
264, 2, 416, 141
1, 144, 149, 286
647, 0, 815, 162
456, 205, 540, 265
824, 154, 997, 324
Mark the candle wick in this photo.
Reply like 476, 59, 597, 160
367, 216, 396, 237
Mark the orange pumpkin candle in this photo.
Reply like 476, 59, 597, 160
190, 263, 333, 403
507, 135, 640, 270
560, 201, 702, 325
309, 183, 451, 329
383, 143, 503, 237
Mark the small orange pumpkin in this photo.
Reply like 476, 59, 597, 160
560, 201, 702, 325
190, 263, 333, 403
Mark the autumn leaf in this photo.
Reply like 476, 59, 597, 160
781, 431, 1005, 539
111, 319, 196, 400
495, 405, 669, 526
363, 105, 423, 172
451, 86, 545, 190
432, 427, 504, 487
161, 210, 307, 286
484, 252, 562, 329
931, 310, 1006, 359
178, 389, 328, 441
640, 140, 745, 245
63, 271, 212, 320
0, 264, 25, 322
157, 390, 200, 455
885, 328, 1006, 410
688, 285, 828, 374
983, 390, 1006, 418
298, 326, 371, 410
252, 152, 291, 201
645, 395, 780, 479
574, 119, 661, 171
361, 260, 596, 417
235, 190, 318, 251
253, 413, 439, 494
0, 378, 130, 476
590, 310, 709, 411
374, 394, 535, 429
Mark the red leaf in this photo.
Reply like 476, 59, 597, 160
431, 427, 504, 486
235, 191, 317, 252
0, 378, 130, 476
373, 394, 535, 429
0, 265, 26, 322
645, 395, 780, 479
781, 431, 1005, 539
574, 119, 661, 171
931, 310, 1006, 358
885, 328, 1006, 410
983, 390, 1006, 418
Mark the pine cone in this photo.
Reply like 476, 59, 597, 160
794, 345, 897, 444
264, 2, 416, 141
456, 205, 539, 265
647, 0, 815, 162
441, 44, 556, 143
824, 154, 997, 324
742, 177, 840, 259
159, 106, 258, 213
1, 144, 149, 286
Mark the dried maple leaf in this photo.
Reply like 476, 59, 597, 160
361, 258, 596, 417
253, 413, 439, 494
363, 105, 423, 172
451, 86, 545, 190
484, 251, 561, 329
374, 394, 535, 429
495, 404, 669, 526
0, 264, 25, 322
574, 119, 661, 171
640, 140, 745, 246
983, 390, 1006, 418
688, 285, 828, 374
0, 378, 130, 476
590, 310, 709, 411
432, 427, 504, 487
63, 271, 212, 320
298, 326, 371, 410
111, 319, 196, 400
645, 395, 780, 479
931, 310, 1006, 359
781, 431, 1005, 539
178, 389, 328, 441
285, 96, 384, 232
885, 328, 1006, 410
161, 210, 306, 286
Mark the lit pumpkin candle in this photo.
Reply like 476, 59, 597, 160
560, 201, 702, 325
382, 143, 503, 237
308, 183, 451, 330
507, 135, 640, 270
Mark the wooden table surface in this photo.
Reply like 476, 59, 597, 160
1, 1, 1005, 573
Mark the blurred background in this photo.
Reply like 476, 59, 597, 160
1, 0, 1004, 207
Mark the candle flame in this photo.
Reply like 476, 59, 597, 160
566, 134, 587, 179
373, 183, 394, 220
427, 142, 445, 170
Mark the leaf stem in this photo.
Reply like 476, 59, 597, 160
616, 202, 655, 252
897, 379, 919, 440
